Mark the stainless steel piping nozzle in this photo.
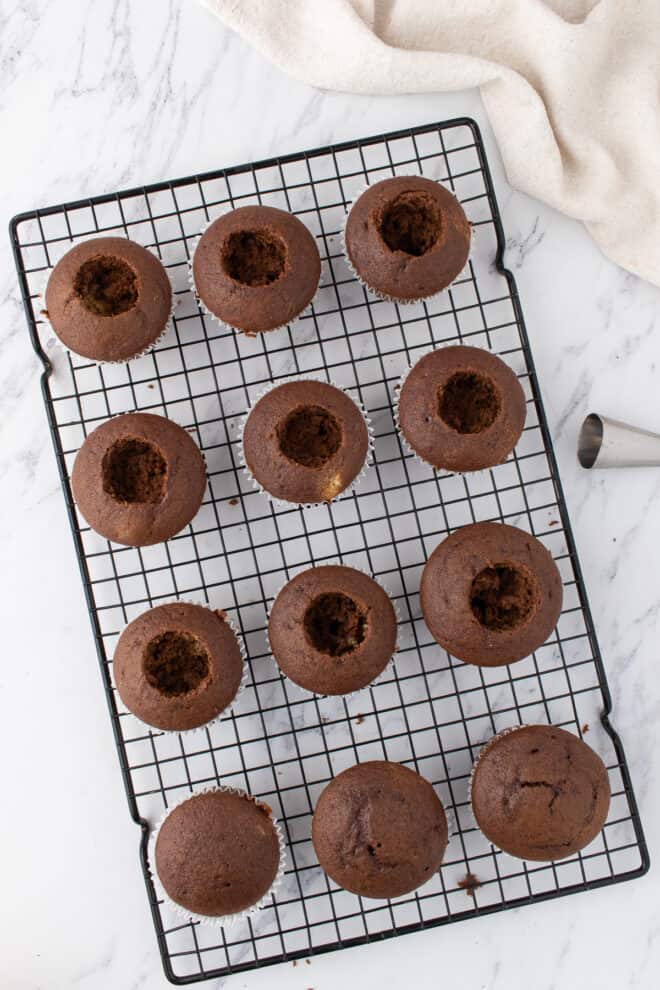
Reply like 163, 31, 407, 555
578, 413, 660, 469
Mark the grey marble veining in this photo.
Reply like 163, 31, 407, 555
1, 2, 660, 989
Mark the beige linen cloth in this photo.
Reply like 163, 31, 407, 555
201, 0, 660, 287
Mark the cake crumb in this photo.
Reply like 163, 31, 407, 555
356, 713, 365, 725
320, 716, 329, 724
457, 872, 481, 898
229, 497, 239, 506
305, 959, 311, 965
582, 723, 590, 734
40, 309, 49, 318
147, 382, 155, 389
548, 519, 558, 527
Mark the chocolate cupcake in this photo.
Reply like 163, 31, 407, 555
312, 761, 448, 898
344, 175, 470, 302
242, 379, 370, 505
471, 725, 611, 861
268, 565, 397, 696
72, 412, 206, 547
154, 788, 283, 919
191, 205, 321, 334
397, 346, 526, 472
113, 603, 244, 732
420, 522, 563, 667
44, 237, 172, 362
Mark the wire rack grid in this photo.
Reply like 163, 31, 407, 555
11, 118, 648, 985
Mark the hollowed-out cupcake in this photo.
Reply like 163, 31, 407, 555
420, 522, 563, 666
44, 237, 172, 362
470, 725, 611, 861
241, 379, 370, 505
153, 788, 284, 922
71, 412, 206, 547
268, 565, 397, 695
344, 175, 470, 302
113, 602, 244, 732
397, 345, 526, 472
191, 205, 321, 334
312, 761, 448, 898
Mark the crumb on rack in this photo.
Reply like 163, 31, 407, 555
582, 723, 590, 734
457, 872, 481, 898
356, 713, 365, 725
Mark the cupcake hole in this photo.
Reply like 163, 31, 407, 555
379, 191, 442, 256
102, 437, 167, 504
73, 255, 138, 316
222, 228, 287, 286
143, 631, 210, 696
470, 563, 539, 631
277, 405, 342, 468
304, 592, 367, 657
438, 371, 501, 434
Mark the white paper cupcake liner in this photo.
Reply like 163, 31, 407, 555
39, 233, 177, 367
188, 210, 321, 338
112, 595, 248, 739
148, 784, 287, 928
238, 373, 374, 510
264, 561, 401, 703
341, 178, 474, 306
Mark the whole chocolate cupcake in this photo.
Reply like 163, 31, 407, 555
268, 565, 397, 695
192, 205, 320, 334
154, 789, 282, 918
45, 237, 172, 362
397, 345, 526, 472
113, 603, 243, 731
471, 725, 611, 861
242, 380, 369, 505
312, 761, 448, 898
420, 522, 563, 667
344, 175, 470, 302
72, 412, 206, 547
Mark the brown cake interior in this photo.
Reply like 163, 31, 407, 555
74, 255, 139, 316
143, 631, 210, 696
304, 592, 368, 656
379, 191, 442, 256
222, 229, 287, 286
102, 437, 167, 504
277, 405, 342, 468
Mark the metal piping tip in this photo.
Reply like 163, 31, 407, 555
578, 413, 660, 469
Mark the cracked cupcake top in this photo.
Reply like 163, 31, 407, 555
471, 725, 610, 862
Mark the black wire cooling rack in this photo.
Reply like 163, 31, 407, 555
11, 118, 648, 985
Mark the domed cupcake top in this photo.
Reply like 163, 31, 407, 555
312, 761, 448, 898
154, 789, 281, 918
471, 725, 611, 861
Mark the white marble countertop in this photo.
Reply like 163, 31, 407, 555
2, 2, 659, 988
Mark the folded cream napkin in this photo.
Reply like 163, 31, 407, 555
201, 0, 660, 287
